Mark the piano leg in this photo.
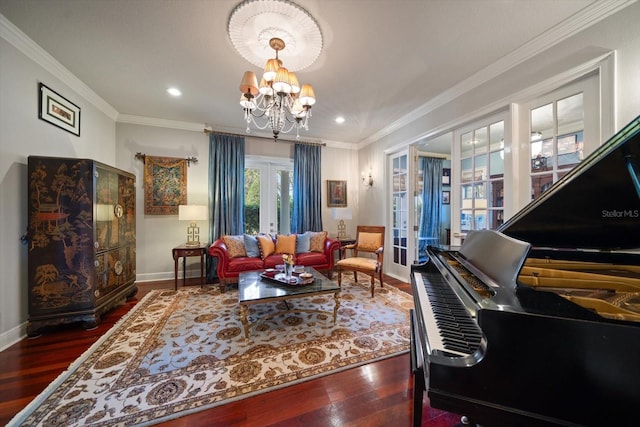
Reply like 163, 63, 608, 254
412, 365, 424, 427
409, 309, 425, 426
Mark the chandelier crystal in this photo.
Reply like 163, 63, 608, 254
239, 37, 316, 141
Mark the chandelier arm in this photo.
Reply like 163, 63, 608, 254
247, 115, 273, 131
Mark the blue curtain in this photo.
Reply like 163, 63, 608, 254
418, 157, 443, 259
207, 133, 245, 281
291, 143, 323, 233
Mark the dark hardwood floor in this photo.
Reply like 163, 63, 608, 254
0, 276, 462, 426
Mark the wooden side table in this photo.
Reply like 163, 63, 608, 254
172, 243, 208, 290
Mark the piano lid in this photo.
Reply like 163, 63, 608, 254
499, 115, 640, 251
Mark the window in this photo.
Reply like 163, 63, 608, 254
244, 157, 293, 235
459, 120, 505, 233
530, 93, 584, 200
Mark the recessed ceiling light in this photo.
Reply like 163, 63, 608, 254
167, 87, 182, 97
335, 116, 345, 124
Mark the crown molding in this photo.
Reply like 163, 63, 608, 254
1, 13, 119, 121
357, 0, 636, 149
117, 114, 205, 132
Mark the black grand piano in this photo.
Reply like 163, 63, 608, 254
410, 115, 640, 426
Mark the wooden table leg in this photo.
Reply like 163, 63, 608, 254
240, 304, 250, 338
173, 255, 178, 290
183, 257, 187, 286
200, 252, 205, 287
333, 291, 340, 323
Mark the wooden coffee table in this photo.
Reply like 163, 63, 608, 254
238, 267, 340, 338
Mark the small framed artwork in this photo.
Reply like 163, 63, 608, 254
442, 190, 450, 205
38, 83, 81, 136
442, 168, 451, 185
327, 180, 347, 207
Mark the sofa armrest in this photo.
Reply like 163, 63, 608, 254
324, 237, 341, 269
208, 239, 230, 279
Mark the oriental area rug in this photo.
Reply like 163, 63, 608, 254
10, 276, 413, 426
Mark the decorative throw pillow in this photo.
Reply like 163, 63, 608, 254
223, 235, 246, 258
244, 234, 260, 257
296, 232, 311, 253
358, 232, 382, 251
275, 234, 297, 255
309, 231, 327, 253
257, 235, 275, 259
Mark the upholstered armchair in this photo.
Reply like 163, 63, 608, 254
336, 225, 385, 297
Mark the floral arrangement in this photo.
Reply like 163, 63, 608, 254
282, 254, 294, 265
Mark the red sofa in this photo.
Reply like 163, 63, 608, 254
209, 233, 340, 291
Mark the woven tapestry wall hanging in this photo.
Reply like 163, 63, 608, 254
143, 156, 187, 215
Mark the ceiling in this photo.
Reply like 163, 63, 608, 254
1, 0, 601, 152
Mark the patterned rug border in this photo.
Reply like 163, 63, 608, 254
8, 289, 158, 427
10, 279, 413, 426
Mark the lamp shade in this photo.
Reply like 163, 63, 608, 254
240, 93, 256, 109
299, 84, 316, 106
272, 67, 291, 94
331, 207, 352, 220
239, 71, 259, 95
263, 58, 281, 82
259, 77, 273, 96
288, 71, 300, 94
178, 205, 208, 221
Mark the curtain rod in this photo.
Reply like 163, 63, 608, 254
204, 128, 326, 147
134, 152, 198, 166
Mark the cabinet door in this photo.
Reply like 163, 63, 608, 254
95, 166, 120, 251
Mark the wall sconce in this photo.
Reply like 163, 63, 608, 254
331, 207, 352, 239
362, 171, 373, 187
178, 205, 208, 246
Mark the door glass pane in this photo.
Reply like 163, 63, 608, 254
276, 169, 292, 234
457, 120, 504, 235
244, 168, 260, 234
461, 131, 473, 183
392, 154, 408, 266
529, 92, 584, 201
557, 133, 583, 169
558, 93, 583, 135
489, 121, 504, 178
474, 210, 487, 230
461, 209, 472, 232
531, 174, 554, 199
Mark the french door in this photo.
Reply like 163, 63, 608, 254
245, 157, 293, 235
387, 150, 415, 279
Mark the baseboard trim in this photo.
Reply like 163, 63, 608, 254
0, 321, 28, 353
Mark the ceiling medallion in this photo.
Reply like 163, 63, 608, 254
227, 0, 323, 71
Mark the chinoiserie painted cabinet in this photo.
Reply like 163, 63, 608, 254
27, 156, 137, 335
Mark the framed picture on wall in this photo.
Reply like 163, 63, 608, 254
442, 190, 450, 205
442, 168, 451, 185
327, 180, 347, 207
38, 83, 81, 136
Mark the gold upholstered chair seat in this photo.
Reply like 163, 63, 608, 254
337, 225, 385, 297
337, 257, 378, 270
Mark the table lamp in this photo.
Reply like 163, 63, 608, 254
178, 205, 208, 246
331, 207, 352, 239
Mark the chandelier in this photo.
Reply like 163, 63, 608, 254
239, 37, 316, 141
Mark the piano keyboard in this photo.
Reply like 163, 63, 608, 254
414, 272, 483, 357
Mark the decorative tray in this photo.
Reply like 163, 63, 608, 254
260, 270, 314, 286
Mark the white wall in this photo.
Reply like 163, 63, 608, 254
0, 37, 116, 349
115, 123, 210, 282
